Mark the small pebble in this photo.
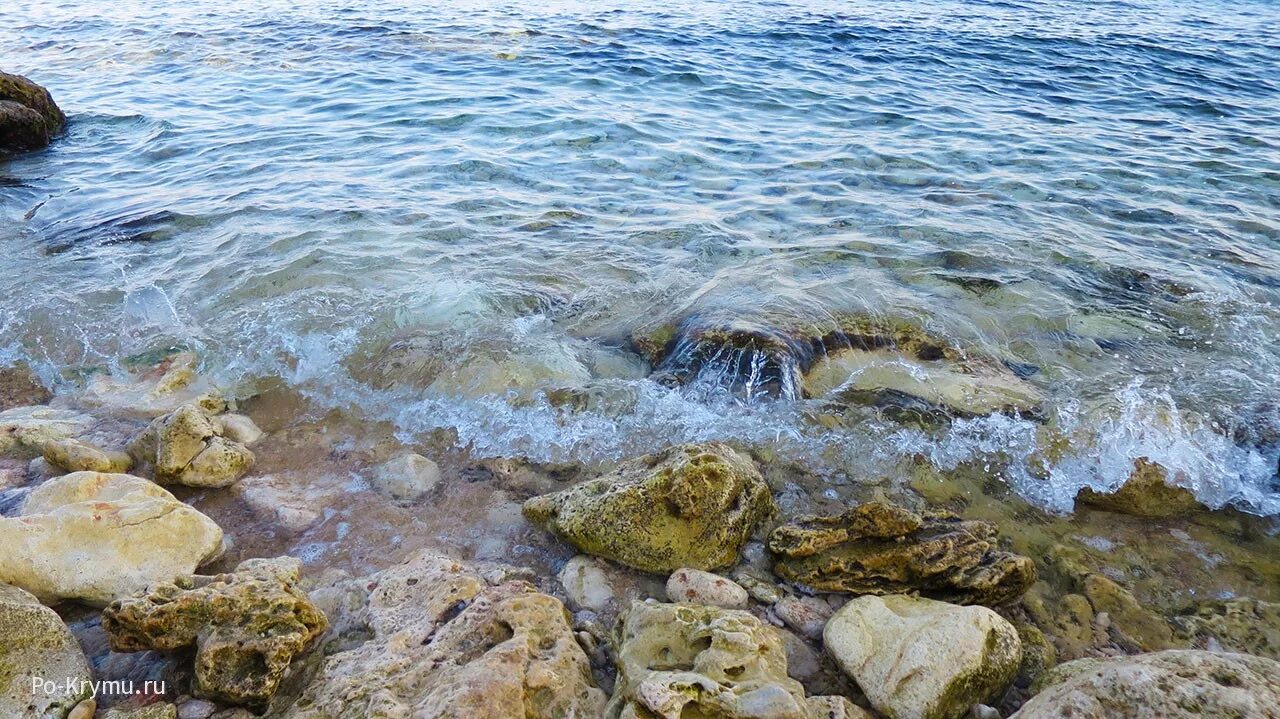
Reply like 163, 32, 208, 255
666, 568, 749, 609
178, 698, 218, 719
970, 704, 1000, 719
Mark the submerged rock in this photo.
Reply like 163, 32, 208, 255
769, 503, 1035, 606
0, 471, 224, 605
367, 452, 440, 500
42, 436, 132, 473
0, 405, 95, 459
280, 551, 607, 719
523, 442, 775, 573
129, 403, 254, 488
606, 600, 859, 719
0, 72, 65, 153
83, 351, 223, 419
1012, 650, 1280, 718
0, 582, 93, 718
103, 557, 327, 707
824, 595, 1022, 719
1074, 457, 1205, 518
1171, 596, 1280, 660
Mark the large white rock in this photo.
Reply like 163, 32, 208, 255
0, 472, 224, 605
1012, 650, 1280, 719
0, 582, 93, 718
0, 406, 94, 458
824, 594, 1022, 719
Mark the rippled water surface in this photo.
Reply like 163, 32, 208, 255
3, 0, 1279, 513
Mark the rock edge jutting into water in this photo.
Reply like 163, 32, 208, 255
1073, 457, 1205, 518
769, 502, 1035, 606
523, 442, 775, 573
103, 557, 327, 707
0, 72, 65, 153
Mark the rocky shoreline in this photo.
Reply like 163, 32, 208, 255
0, 351, 1278, 719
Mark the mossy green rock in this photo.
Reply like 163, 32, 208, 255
823, 594, 1022, 719
0, 582, 93, 719
0, 72, 65, 153
1074, 458, 1204, 518
769, 503, 1035, 606
1172, 597, 1280, 660
607, 600, 859, 719
523, 442, 775, 573
1012, 650, 1280, 718
102, 558, 327, 707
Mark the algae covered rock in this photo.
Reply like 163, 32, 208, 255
606, 600, 855, 719
0, 582, 93, 718
1171, 596, 1280, 659
0, 72, 65, 153
0, 471, 224, 605
523, 442, 775, 573
824, 595, 1021, 719
769, 502, 1034, 606
1011, 650, 1280, 719
103, 557, 326, 707
42, 436, 132, 473
1074, 457, 1204, 518
129, 403, 254, 488
280, 550, 606, 719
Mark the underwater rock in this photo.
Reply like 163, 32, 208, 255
1171, 597, 1280, 660
606, 600, 858, 719
0, 363, 50, 411
1080, 574, 1176, 652
804, 348, 1042, 418
103, 557, 327, 707
1074, 458, 1205, 518
42, 436, 132, 473
280, 550, 607, 719
523, 442, 775, 574
824, 595, 1022, 719
367, 452, 440, 501
0, 72, 65, 153
769, 503, 1035, 606
666, 568, 749, 609
0, 471, 224, 605
1011, 650, 1280, 719
129, 403, 254, 488
0, 405, 95, 459
233, 472, 334, 533
0, 582, 94, 718
84, 353, 224, 419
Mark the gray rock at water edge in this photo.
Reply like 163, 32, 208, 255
0, 72, 65, 153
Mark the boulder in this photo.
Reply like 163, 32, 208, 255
0, 471, 224, 605
769, 502, 1035, 606
367, 452, 440, 500
559, 554, 616, 612
129, 403, 254, 488
824, 595, 1022, 719
607, 600, 856, 719
523, 442, 775, 573
666, 568, 749, 609
1012, 650, 1280, 718
280, 550, 606, 719
0, 582, 93, 718
102, 557, 326, 707
42, 437, 132, 473
1074, 458, 1204, 518
0, 72, 65, 153
0, 406, 94, 459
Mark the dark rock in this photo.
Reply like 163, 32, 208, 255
0, 72, 65, 153
768, 502, 1035, 606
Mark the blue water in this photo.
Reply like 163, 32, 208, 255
2, 0, 1279, 513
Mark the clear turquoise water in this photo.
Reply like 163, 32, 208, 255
2, 0, 1279, 513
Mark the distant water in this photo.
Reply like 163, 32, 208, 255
3, 0, 1279, 514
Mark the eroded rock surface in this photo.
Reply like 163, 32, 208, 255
1012, 650, 1280, 719
0, 72, 65, 153
0, 582, 93, 718
129, 403, 254, 488
769, 502, 1034, 606
524, 442, 775, 573
103, 557, 326, 707
1074, 458, 1204, 518
824, 595, 1022, 719
280, 551, 607, 719
0, 472, 224, 605
607, 600, 858, 719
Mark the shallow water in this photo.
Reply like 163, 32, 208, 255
3, 0, 1280, 514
